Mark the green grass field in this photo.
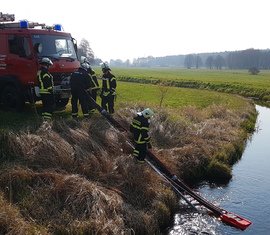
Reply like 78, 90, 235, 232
0, 80, 252, 131
105, 68, 270, 101
116, 81, 249, 110
2, 67, 262, 130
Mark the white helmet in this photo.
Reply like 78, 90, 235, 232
41, 57, 53, 66
81, 62, 90, 71
81, 56, 89, 64
142, 108, 154, 118
101, 62, 110, 71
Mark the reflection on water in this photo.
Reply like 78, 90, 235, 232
169, 212, 220, 235
169, 105, 270, 234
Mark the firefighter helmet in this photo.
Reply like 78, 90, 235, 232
142, 108, 154, 118
40, 57, 53, 66
80, 62, 90, 71
101, 62, 110, 71
81, 56, 89, 64
81, 56, 93, 72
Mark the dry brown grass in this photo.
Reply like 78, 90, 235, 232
0, 192, 49, 235
147, 103, 255, 183
0, 101, 256, 233
0, 114, 179, 234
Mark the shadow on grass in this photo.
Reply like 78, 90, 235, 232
0, 103, 72, 131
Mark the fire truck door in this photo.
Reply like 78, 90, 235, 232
7, 34, 37, 86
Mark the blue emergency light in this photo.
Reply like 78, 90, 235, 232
53, 24, 62, 31
20, 20, 29, 28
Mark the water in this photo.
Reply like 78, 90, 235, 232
169, 105, 270, 235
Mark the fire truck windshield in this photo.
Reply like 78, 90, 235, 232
32, 34, 77, 60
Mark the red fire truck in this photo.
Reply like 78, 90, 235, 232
0, 12, 80, 111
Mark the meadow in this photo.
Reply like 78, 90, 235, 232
0, 80, 251, 130
110, 68, 270, 102
116, 81, 249, 111
2, 67, 266, 130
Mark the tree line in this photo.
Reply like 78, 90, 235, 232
77, 39, 270, 70
111, 48, 270, 70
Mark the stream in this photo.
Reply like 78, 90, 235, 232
169, 105, 270, 235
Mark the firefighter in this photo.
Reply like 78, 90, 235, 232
70, 62, 91, 118
80, 57, 100, 114
37, 57, 54, 121
130, 108, 154, 163
88, 66, 100, 113
100, 62, 116, 114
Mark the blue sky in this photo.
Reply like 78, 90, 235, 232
2, 0, 270, 62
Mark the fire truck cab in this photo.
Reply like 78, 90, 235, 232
0, 12, 80, 111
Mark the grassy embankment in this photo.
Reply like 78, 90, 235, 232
0, 70, 257, 234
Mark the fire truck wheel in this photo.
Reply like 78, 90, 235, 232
1, 85, 25, 112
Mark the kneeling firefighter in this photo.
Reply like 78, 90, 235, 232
130, 108, 154, 163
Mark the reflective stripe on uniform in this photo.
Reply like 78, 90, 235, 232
38, 71, 53, 93
90, 75, 99, 89
42, 112, 52, 120
89, 109, 95, 113
131, 119, 141, 129
102, 91, 110, 96
133, 149, 139, 157
135, 133, 146, 144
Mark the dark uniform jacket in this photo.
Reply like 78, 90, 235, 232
70, 68, 91, 91
101, 71, 116, 96
130, 113, 151, 144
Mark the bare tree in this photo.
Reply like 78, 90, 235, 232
184, 54, 195, 69
195, 55, 203, 69
158, 83, 169, 108
214, 55, 226, 69
78, 38, 94, 63
248, 67, 260, 75
205, 56, 214, 69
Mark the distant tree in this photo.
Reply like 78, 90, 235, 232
248, 67, 260, 75
214, 55, 226, 69
195, 55, 203, 69
184, 54, 195, 69
125, 59, 130, 67
260, 51, 270, 69
226, 48, 261, 69
77, 38, 95, 63
110, 59, 124, 67
205, 56, 214, 69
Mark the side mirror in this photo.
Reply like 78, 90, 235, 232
72, 38, 78, 52
34, 43, 43, 54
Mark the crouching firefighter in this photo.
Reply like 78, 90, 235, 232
130, 108, 154, 163
37, 57, 55, 121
